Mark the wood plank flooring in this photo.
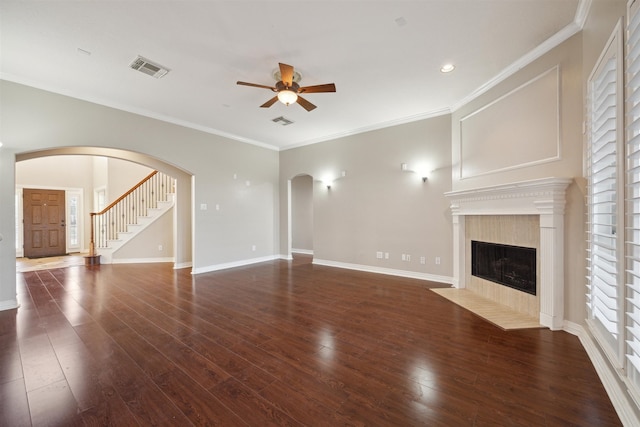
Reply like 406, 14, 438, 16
0, 255, 621, 426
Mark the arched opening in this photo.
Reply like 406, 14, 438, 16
289, 174, 314, 261
15, 147, 193, 270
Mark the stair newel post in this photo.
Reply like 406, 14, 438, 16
85, 211, 101, 265
89, 212, 96, 257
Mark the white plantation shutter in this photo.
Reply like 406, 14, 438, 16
586, 21, 625, 366
626, 0, 640, 394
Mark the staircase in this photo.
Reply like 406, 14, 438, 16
89, 171, 175, 264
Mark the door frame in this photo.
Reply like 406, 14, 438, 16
16, 185, 84, 257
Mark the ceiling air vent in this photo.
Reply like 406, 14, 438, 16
272, 116, 294, 126
129, 56, 170, 78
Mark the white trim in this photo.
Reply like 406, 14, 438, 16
279, 253, 294, 261
445, 177, 572, 330
451, 22, 581, 113
458, 67, 562, 180
173, 261, 193, 270
15, 188, 23, 258
0, 73, 279, 152
283, 108, 451, 151
312, 258, 454, 285
111, 257, 174, 264
291, 248, 313, 255
191, 255, 280, 275
0, 299, 19, 312
574, 324, 640, 427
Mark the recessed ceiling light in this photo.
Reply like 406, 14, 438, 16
440, 64, 455, 73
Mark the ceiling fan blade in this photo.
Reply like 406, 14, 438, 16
299, 83, 336, 93
260, 96, 279, 108
296, 95, 317, 112
279, 63, 294, 86
237, 81, 276, 90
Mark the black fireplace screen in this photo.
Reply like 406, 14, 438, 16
471, 240, 537, 295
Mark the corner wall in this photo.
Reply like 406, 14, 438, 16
280, 116, 453, 281
0, 80, 280, 308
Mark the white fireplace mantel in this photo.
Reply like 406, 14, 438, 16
444, 177, 573, 330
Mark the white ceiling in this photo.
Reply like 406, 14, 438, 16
0, 0, 582, 151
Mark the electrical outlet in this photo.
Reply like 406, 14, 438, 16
406, 254, 411, 262
435, 257, 441, 265
252, 245, 257, 251
200, 203, 207, 210
376, 251, 383, 259
401, 254, 406, 261
385, 252, 389, 259
420, 256, 426, 265
158, 244, 163, 251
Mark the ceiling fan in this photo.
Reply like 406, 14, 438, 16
237, 63, 336, 112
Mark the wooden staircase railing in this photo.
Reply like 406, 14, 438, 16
89, 170, 174, 256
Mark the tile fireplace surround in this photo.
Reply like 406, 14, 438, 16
445, 177, 573, 330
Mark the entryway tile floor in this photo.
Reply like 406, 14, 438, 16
16, 254, 85, 273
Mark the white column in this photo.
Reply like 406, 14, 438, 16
538, 210, 565, 330
451, 212, 465, 288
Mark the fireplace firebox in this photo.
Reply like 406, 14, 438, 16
471, 240, 536, 295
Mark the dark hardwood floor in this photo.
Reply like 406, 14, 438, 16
0, 255, 621, 426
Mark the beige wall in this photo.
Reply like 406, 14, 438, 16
451, 32, 585, 323
112, 207, 174, 260
291, 174, 313, 252
0, 0, 630, 325
106, 158, 154, 204
280, 116, 453, 280
448, 0, 627, 325
0, 80, 280, 303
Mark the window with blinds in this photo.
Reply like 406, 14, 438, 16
586, 21, 625, 367
626, 0, 640, 395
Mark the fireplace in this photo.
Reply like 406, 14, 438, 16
445, 177, 572, 330
471, 241, 536, 295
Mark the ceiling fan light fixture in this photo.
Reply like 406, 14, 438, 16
277, 89, 298, 106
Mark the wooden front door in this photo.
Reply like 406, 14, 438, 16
23, 189, 67, 258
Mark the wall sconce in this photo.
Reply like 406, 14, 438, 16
401, 163, 429, 183
320, 170, 346, 190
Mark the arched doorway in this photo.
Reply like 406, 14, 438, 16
16, 147, 193, 270
289, 174, 314, 259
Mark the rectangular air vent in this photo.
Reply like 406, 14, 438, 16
129, 56, 170, 78
272, 116, 294, 126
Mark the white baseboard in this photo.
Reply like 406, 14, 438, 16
0, 299, 19, 311
570, 323, 640, 426
173, 261, 193, 270
291, 248, 314, 255
111, 257, 175, 265
312, 258, 454, 285
279, 254, 293, 261
191, 255, 279, 275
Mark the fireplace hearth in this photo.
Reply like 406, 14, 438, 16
471, 240, 536, 295
445, 177, 572, 330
